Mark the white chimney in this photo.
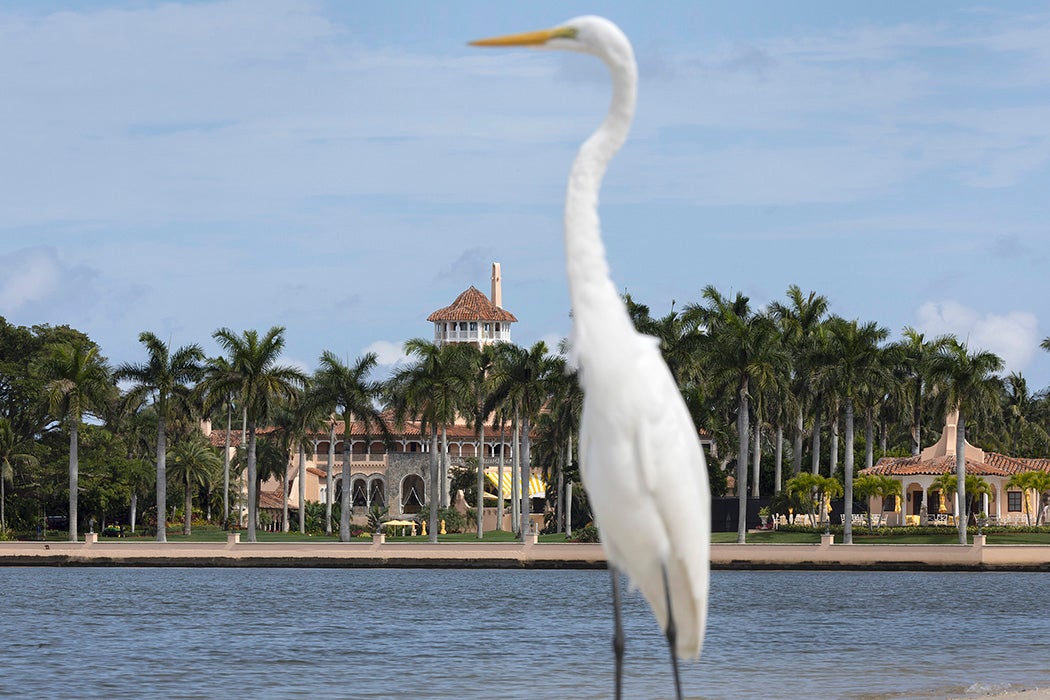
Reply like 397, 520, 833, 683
491, 262, 502, 308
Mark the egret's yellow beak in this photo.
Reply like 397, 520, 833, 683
469, 26, 576, 47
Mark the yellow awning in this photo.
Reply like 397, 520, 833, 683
484, 469, 546, 499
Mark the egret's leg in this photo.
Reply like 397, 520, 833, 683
610, 564, 625, 700
662, 563, 683, 700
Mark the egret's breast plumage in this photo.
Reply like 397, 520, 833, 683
578, 330, 710, 658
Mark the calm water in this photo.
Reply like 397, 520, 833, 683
2, 567, 1050, 699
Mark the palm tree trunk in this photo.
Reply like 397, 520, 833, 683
241, 406, 247, 528
844, 401, 855, 544
563, 432, 572, 533
829, 405, 839, 479
911, 380, 922, 456
130, 492, 137, 533
66, 422, 78, 540
281, 463, 289, 533
865, 410, 874, 470
326, 421, 335, 535
774, 425, 783, 493
247, 421, 258, 542
497, 420, 505, 531
428, 428, 439, 543
155, 414, 166, 543
792, 410, 804, 476
750, 423, 761, 499
223, 399, 231, 528
440, 425, 449, 508
520, 414, 532, 543
184, 471, 192, 536
298, 443, 306, 534
956, 407, 968, 545
476, 420, 485, 539
565, 481, 573, 537
736, 385, 749, 544
810, 401, 822, 476
340, 420, 352, 542
511, 412, 520, 534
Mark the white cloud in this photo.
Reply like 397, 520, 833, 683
0, 246, 100, 317
362, 340, 409, 367
0, 247, 61, 312
915, 300, 1039, 373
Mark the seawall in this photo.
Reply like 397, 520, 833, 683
2, 535, 1050, 570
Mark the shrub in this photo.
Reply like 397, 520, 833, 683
569, 524, 600, 543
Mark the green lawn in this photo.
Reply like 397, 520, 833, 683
711, 531, 820, 544
41, 525, 1050, 546
713, 530, 1050, 545
57, 525, 573, 544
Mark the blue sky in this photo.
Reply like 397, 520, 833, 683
2, 1, 1048, 389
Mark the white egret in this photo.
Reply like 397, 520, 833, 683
471, 16, 710, 700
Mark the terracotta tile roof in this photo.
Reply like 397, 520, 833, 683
864, 454, 1011, 477
207, 426, 277, 448
258, 489, 285, 510
208, 416, 536, 445
984, 453, 1050, 474
427, 286, 517, 323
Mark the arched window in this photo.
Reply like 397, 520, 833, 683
401, 475, 425, 514
369, 479, 386, 507
352, 478, 368, 507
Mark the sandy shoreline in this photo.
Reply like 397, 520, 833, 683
2, 537, 1050, 570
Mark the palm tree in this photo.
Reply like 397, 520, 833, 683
770, 286, 829, 477
540, 351, 583, 534
690, 286, 786, 543
852, 474, 900, 530
1005, 471, 1050, 525
198, 355, 240, 528
0, 417, 36, 532
290, 392, 326, 534
931, 340, 1003, 543
785, 472, 842, 528
108, 396, 155, 534
167, 435, 222, 535
310, 350, 389, 542
211, 327, 306, 542
821, 318, 889, 544
41, 340, 114, 541
388, 340, 468, 543
894, 328, 954, 456
1001, 374, 1050, 457
932, 472, 991, 524
115, 332, 204, 543
460, 343, 498, 538
857, 343, 901, 471
486, 341, 557, 541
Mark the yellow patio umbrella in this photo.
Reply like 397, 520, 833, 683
938, 490, 947, 514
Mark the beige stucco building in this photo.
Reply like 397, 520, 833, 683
861, 412, 1050, 525
205, 263, 547, 531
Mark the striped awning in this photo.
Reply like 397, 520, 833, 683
484, 469, 546, 499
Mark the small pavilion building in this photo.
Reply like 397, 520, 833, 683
428, 262, 517, 347
860, 412, 1050, 525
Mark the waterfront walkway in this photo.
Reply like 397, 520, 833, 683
2, 534, 1050, 570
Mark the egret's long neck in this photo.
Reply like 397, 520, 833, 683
565, 48, 638, 359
